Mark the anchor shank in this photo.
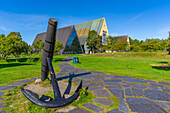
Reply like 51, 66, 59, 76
47, 57, 61, 99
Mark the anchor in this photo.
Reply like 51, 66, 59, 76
20, 18, 83, 108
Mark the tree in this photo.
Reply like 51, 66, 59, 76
129, 38, 141, 52
7, 34, 25, 58
141, 39, 161, 52
0, 35, 11, 59
86, 30, 102, 53
7, 32, 21, 37
33, 39, 44, 53
54, 40, 64, 55
22, 41, 32, 55
0, 32, 29, 59
111, 38, 128, 52
167, 33, 170, 54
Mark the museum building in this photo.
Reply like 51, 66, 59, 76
33, 18, 109, 54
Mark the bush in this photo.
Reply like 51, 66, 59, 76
26, 58, 40, 63
168, 61, 170, 66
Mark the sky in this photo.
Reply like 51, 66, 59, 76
0, 0, 170, 45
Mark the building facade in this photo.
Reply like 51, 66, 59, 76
33, 18, 129, 54
33, 18, 109, 54
33, 25, 83, 54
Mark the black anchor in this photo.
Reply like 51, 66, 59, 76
21, 18, 83, 108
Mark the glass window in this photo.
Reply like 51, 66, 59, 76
63, 28, 82, 54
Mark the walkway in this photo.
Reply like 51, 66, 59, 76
57, 57, 170, 113
0, 56, 170, 113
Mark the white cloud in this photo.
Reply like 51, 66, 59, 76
0, 26, 8, 31
127, 13, 143, 23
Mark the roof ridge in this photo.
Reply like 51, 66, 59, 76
75, 17, 105, 26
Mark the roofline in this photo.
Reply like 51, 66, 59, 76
111, 35, 129, 37
74, 17, 105, 26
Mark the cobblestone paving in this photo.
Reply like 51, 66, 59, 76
0, 56, 170, 113
57, 57, 170, 113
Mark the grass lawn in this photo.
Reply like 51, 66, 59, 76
0, 55, 66, 85
72, 54, 170, 82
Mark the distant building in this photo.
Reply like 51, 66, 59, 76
112, 35, 130, 45
33, 25, 83, 54
33, 18, 109, 54
33, 18, 130, 54
74, 17, 109, 53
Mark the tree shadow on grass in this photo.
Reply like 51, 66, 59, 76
152, 66, 170, 71
6, 58, 40, 62
53, 58, 66, 62
0, 63, 34, 69
158, 61, 168, 64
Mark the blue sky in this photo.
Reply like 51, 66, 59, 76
0, 0, 170, 45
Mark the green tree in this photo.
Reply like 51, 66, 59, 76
0, 35, 11, 59
129, 38, 142, 52
7, 32, 21, 38
86, 30, 102, 53
141, 39, 161, 52
167, 33, 170, 54
21, 41, 32, 56
8, 34, 24, 58
111, 38, 128, 52
0, 32, 29, 59
54, 40, 64, 55
33, 39, 44, 53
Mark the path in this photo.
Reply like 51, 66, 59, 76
0, 56, 170, 113
57, 57, 170, 113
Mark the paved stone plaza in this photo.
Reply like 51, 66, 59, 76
0, 56, 170, 113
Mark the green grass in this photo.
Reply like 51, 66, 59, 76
0, 82, 98, 113
72, 54, 170, 82
0, 55, 66, 85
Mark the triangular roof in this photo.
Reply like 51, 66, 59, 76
33, 25, 82, 54
74, 18, 109, 46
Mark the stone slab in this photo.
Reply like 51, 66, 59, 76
106, 85, 122, 89
0, 102, 6, 108
126, 97, 167, 113
144, 89, 170, 101
88, 86, 104, 90
149, 83, 164, 87
125, 88, 132, 96
93, 98, 113, 106
0, 86, 17, 90
158, 82, 170, 86
122, 78, 147, 84
30, 78, 37, 81
104, 79, 122, 83
147, 86, 160, 90
7, 83, 25, 86
108, 89, 124, 98
68, 107, 90, 113
104, 82, 120, 86
132, 88, 143, 96
107, 109, 124, 113
114, 75, 134, 79
156, 101, 170, 110
0, 92, 5, 96
144, 80, 157, 83
92, 89, 111, 97
132, 84, 148, 89
0, 98, 4, 100
18, 79, 32, 83
83, 103, 104, 112
0, 110, 6, 113
119, 98, 129, 112
84, 83, 103, 87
